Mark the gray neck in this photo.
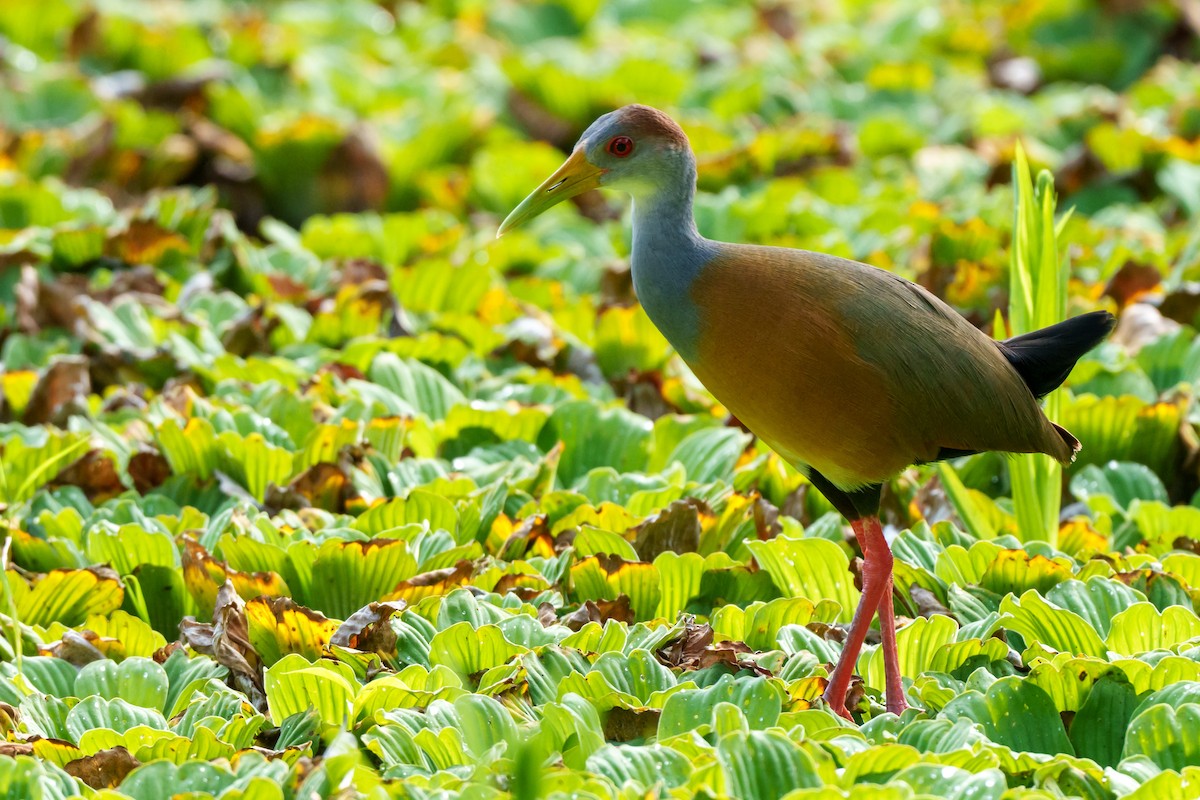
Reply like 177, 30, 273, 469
628, 151, 713, 361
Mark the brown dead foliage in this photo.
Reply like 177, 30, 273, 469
561, 596, 635, 631
655, 620, 772, 675
179, 581, 267, 711
631, 498, 705, 561
128, 451, 172, 494
64, 746, 140, 789
23, 357, 91, 426
51, 450, 125, 502
330, 600, 407, 654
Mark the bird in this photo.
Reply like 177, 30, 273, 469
497, 104, 1116, 720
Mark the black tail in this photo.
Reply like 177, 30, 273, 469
999, 310, 1117, 399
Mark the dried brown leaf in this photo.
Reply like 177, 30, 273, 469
51, 450, 125, 502
536, 602, 558, 628
631, 499, 704, 561
655, 621, 714, 669
281, 462, 357, 513
318, 127, 389, 213
64, 746, 140, 789
49, 630, 107, 666
23, 357, 91, 426
330, 600, 407, 654
561, 596, 634, 631
910, 585, 953, 619
1105, 261, 1162, 308
385, 560, 476, 604
128, 451, 172, 494
179, 581, 266, 711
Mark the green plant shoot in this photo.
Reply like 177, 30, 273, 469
1008, 143, 1072, 545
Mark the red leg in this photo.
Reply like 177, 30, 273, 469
823, 516, 907, 718
823, 516, 891, 719
872, 529, 909, 714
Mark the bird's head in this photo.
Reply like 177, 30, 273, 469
497, 104, 691, 236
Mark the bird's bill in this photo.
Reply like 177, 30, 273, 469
497, 148, 604, 237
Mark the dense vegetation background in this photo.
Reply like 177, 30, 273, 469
1, 0, 1200, 797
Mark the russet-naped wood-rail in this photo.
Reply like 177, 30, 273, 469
499, 104, 1115, 720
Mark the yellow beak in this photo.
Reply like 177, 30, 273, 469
496, 147, 605, 237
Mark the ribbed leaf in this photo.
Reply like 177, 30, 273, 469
1069, 670, 1138, 767
156, 417, 220, 480
712, 597, 821, 651
368, 353, 466, 420
75, 657, 168, 710
940, 676, 1073, 756
663, 427, 750, 484
1106, 602, 1200, 655
653, 551, 704, 620
1124, 704, 1200, 771
1071, 461, 1167, 512
65, 697, 168, 744
1046, 577, 1143, 638
216, 431, 294, 502
997, 590, 1107, 658
569, 555, 661, 621
263, 653, 358, 726
717, 730, 821, 800
245, 596, 340, 665
428, 622, 524, 683
659, 675, 783, 738
746, 537, 860, 623
454, 694, 518, 758
538, 401, 651, 487
85, 523, 179, 576
351, 490, 458, 536
586, 743, 690, 791
304, 538, 417, 618
14, 567, 123, 627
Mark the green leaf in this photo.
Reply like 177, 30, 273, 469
940, 676, 1073, 756
453, 694, 518, 758
428, 623, 525, 683
13, 567, 124, 627
717, 730, 822, 800
893, 763, 1006, 800
663, 427, 750, 484
997, 590, 1107, 658
216, 431, 294, 503
368, 354, 465, 420
653, 551, 704, 620
64, 697, 168, 744
1106, 602, 1200, 655
659, 675, 783, 738
1123, 704, 1200, 771
304, 538, 417, 618
538, 401, 651, 487
263, 653, 359, 727
86, 523, 179, 576
1069, 671, 1138, 767
1045, 576, 1143, 638
863, 615, 1005, 694
586, 743, 691, 791
352, 490, 459, 537
746, 537, 861, 623
1070, 461, 1167, 512
75, 658, 169, 711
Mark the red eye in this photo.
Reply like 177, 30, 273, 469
606, 136, 634, 157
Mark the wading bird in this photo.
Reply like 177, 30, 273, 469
498, 104, 1115, 719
